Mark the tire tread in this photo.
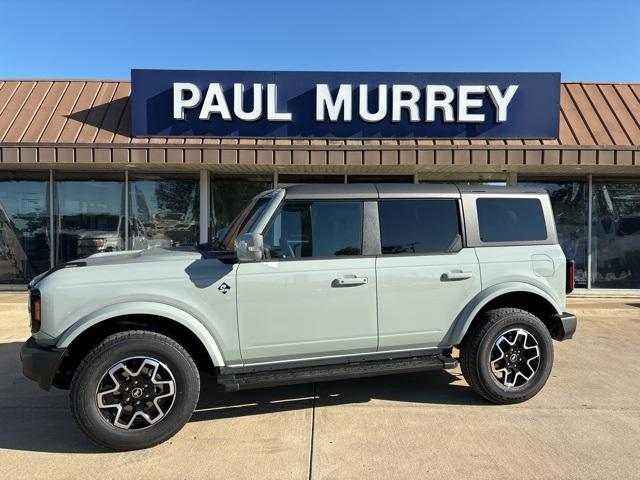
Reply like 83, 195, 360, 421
460, 308, 553, 405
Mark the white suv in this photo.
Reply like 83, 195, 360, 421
21, 183, 577, 450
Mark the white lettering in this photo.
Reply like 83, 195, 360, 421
392, 85, 420, 122
316, 84, 352, 122
359, 84, 387, 123
199, 83, 231, 121
173, 83, 202, 120
172, 81, 518, 126
267, 84, 292, 121
233, 83, 263, 122
425, 85, 454, 122
458, 85, 486, 123
487, 85, 518, 122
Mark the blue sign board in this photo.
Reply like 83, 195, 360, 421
131, 69, 560, 138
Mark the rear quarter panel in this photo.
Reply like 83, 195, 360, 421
475, 244, 567, 310
446, 244, 566, 345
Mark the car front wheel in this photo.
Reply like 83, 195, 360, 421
70, 330, 200, 451
460, 308, 554, 404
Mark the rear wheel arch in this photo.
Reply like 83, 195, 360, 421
55, 313, 217, 389
476, 291, 558, 332
452, 285, 563, 346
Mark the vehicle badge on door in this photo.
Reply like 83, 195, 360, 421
218, 282, 231, 294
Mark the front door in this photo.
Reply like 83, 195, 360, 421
236, 199, 377, 364
375, 198, 481, 350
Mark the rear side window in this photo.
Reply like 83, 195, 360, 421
476, 198, 547, 242
378, 199, 461, 254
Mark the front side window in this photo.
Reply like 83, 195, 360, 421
378, 199, 461, 254
263, 201, 363, 259
477, 198, 547, 242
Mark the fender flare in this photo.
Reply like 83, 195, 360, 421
448, 282, 563, 346
56, 301, 226, 367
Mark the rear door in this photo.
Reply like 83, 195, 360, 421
375, 198, 481, 350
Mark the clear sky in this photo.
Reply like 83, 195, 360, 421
1, 0, 639, 81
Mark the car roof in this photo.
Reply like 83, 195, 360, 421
282, 183, 547, 200
283, 183, 378, 199
456, 184, 548, 195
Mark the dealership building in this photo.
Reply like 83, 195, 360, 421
1, 71, 640, 291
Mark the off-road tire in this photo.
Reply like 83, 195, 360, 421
70, 330, 200, 451
460, 308, 554, 404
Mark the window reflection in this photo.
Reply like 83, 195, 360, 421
0, 177, 50, 282
9, 172, 640, 291
211, 178, 272, 240
263, 201, 363, 259
592, 181, 640, 288
54, 177, 125, 264
379, 200, 461, 254
518, 181, 588, 287
129, 176, 199, 248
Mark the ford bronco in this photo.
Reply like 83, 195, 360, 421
21, 183, 577, 450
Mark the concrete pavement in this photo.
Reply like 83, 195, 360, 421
1, 293, 639, 479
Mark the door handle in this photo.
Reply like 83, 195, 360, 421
442, 270, 473, 281
333, 276, 368, 287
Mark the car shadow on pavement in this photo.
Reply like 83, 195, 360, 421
0, 340, 486, 454
191, 368, 487, 423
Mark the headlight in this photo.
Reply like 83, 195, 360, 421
29, 289, 41, 333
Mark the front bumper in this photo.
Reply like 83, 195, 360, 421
552, 312, 577, 341
20, 337, 66, 391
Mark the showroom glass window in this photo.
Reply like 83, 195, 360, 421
378, 199, 461, 254
0, 173, 50, 283
54, 174, 125, 264
591, 180, 640, 289
518, 181, 588, 287
211, 177, 272, 240
129, 175, 199, 249
263, 201, 363, 259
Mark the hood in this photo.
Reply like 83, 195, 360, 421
30, 247, 209, 288
31, 246, 239, 288
82, 247, 203, 267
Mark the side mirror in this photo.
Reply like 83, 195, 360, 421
235, 233, 264, 262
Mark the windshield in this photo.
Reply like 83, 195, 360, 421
220, 195, 272, 250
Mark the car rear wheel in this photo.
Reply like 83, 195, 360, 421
459, 308, 554, 404
70, 330, 200, 451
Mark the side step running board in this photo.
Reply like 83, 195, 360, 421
217, 355, 457, 392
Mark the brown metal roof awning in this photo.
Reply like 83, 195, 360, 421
0, 80, 639, 172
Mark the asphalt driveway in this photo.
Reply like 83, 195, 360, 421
1, 293, 638, 479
